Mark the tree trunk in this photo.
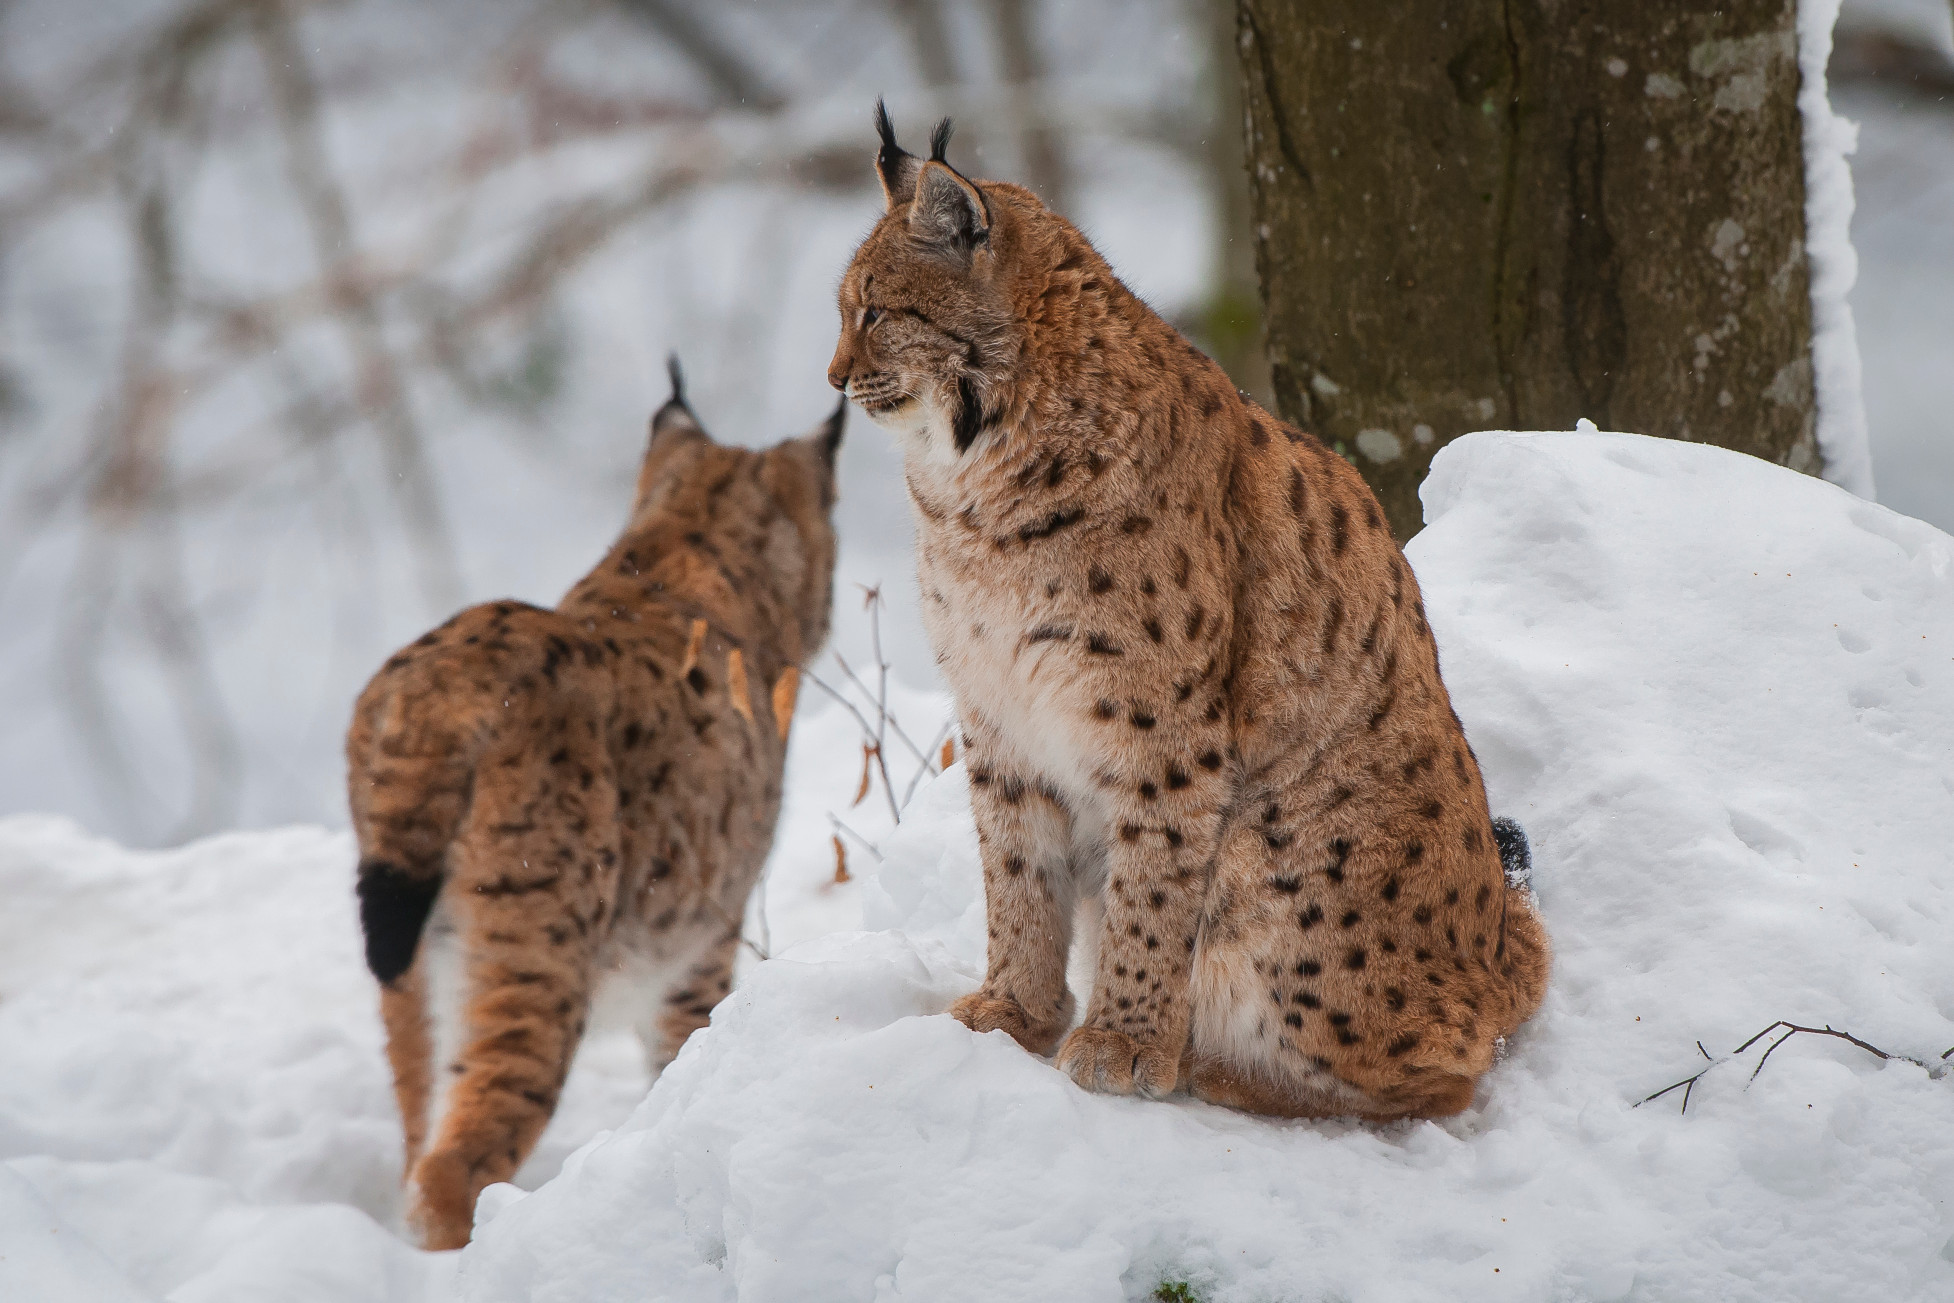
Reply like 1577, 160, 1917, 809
1237, 0, 1823, 540
1199, 0, 1273, 405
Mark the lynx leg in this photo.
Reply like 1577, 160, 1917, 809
1054, 743, 1230, 1099
379, 965, 435, 1173
408, 907, 595, 1248
405, 743, 618, 1251
947, 727, 1078, 1055
641, 928, 739, 1074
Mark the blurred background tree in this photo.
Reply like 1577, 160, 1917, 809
1237, 0, 1839, 541
0, 0, 1945, 844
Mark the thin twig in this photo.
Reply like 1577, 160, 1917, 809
1635, 1038, 1720, 1114
1732, 1021, 1938, 1077
804, 669, 883, 755
698, 889, 768, 964
1636, 1019, 1949, 1114
903, 717, 956, 809
751, 856, 772, 963
829, 814, 885, 864
864, 588, 902, 826
831, 650, 937, 773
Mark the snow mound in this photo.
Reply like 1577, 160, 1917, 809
5, 432, 1950, 1301
456, 432, 1954, 1302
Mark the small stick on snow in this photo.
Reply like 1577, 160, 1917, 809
1637, 1040, 1719, 1114
1637, 1020, 1949, 1113
1731, 1021, 1938, 1082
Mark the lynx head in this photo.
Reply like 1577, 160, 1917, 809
634, 356, 844, 660
827, 101, 1078, 461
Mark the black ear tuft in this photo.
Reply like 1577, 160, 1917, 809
652, 352, 702, 437
929, 117, 953, 163
874, 97, 921, 208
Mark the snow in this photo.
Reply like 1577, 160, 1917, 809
1797, 0, 1877, 499
9, 430, 1952, 1301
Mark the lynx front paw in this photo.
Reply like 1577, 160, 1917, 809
947, 989, 1071, 1056
1054, 1025, 1180, 1099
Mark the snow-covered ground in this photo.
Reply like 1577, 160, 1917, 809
6, 431, 1951, 1301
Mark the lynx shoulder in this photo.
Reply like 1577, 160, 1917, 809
345, 361, 841, 1248
827, 106, 1547, 1121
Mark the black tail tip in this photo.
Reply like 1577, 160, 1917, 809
1491, 816, 1531, 890
356, 860, 442, 986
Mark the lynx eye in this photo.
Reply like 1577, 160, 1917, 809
862, 305, 883, 328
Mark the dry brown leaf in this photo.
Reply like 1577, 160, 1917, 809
726, 648, 754, 723
832, 834, 851, 884
939, 736, 955, 771
771, 665, 799, 740
679, 618, 707, 676
852, 743, 875, 807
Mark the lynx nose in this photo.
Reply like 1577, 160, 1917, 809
826, 339, 855, 393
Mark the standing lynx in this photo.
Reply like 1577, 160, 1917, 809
346, 363, 841, 1248
827, 107, 1548, 1120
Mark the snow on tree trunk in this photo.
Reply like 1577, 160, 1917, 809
1237, 0, 1854, 539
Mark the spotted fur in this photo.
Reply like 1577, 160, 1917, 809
828, 107, 1548, 1121
346, 362, 841, 1247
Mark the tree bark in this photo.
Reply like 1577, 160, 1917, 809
1200, 0, 1273, 404
1237, 0, 1823, 540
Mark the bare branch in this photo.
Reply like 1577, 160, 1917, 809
886, 0, 959, 88
986, 0, 1067, 211
1637, 1019, 1951, 1115
615, 0, 783, 111
903, 717, 956, 808
829, 813, 885, 864
249, 0, 462, 614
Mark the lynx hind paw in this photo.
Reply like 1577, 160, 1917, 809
1054, 1025, 1180, 1099
947, 990, 1070, 1056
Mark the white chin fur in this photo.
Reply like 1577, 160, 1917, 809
875, 395, 966, 470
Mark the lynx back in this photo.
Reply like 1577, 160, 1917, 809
346, 361, 842, 1247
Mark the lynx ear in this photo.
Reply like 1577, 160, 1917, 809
637, 354, 708, 505
812, 395, 846, 469
909, 161, 990, 261
874, 98, 920, 210
650, 354, 704, 441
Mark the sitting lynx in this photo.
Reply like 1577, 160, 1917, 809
827, 107, 1548, 1121
346, 362, 841, 1248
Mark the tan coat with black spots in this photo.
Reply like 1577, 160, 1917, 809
346, 363, 841, 1248
826, 106, 1548, 1122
